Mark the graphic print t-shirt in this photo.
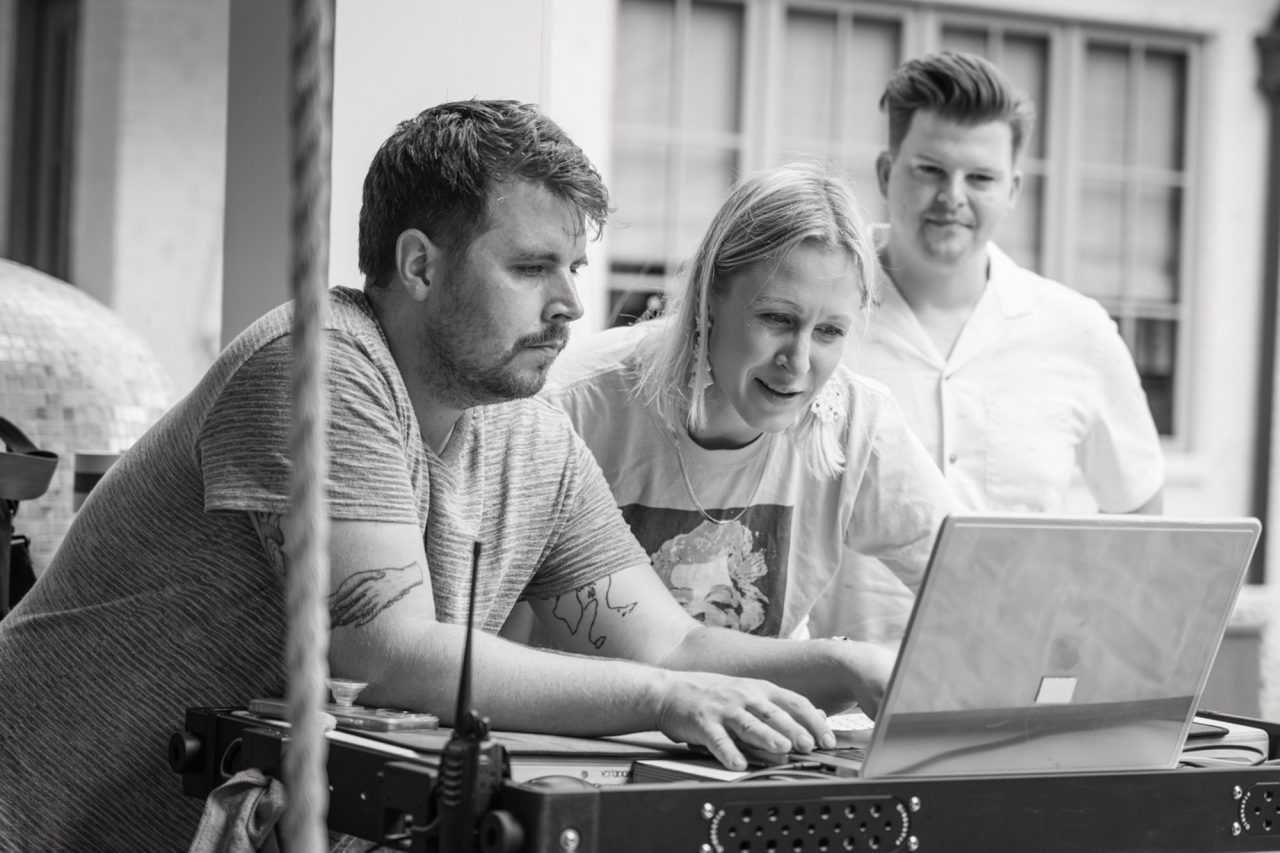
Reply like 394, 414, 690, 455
544, 322, 956, 639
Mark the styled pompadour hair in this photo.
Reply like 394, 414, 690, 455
881, 51, 1036, 160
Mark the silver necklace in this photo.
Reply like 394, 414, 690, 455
671, 432, 776, 526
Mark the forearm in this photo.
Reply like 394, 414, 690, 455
269, 517, 834, 766
335, 622, 669, 735
658, 627, 886, 715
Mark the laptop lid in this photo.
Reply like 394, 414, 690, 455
858, 513, 1260, 778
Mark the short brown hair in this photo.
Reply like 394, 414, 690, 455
358, 100, 609, 285
881, 51, 1036, 160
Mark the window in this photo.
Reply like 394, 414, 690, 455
609, 0, 1197, 439
1070, 36, 1190, 438
610, 0, 748, 323
774, 7, 902, 220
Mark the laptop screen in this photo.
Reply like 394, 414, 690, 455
859, 513, 1259, 778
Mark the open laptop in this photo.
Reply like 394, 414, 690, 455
808, 513, 1260, 779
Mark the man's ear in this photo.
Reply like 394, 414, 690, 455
394, 229, 445, 302
875, 150, 894, 199
1008, 168, 1024, 208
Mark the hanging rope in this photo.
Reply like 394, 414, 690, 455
285, 0, 334, 850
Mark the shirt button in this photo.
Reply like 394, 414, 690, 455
948, 454, 958, 464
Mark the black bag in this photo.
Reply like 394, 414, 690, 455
0, 418, 58, 616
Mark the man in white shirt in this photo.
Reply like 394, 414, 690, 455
811, 51, 1164, 641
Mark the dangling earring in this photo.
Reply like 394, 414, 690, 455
689, 316, 714, 392
809, 380, 845, 424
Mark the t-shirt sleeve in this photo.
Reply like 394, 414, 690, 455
843, 388, 959, 592
520, 433, 651, 600
198, 333, 421, 523
1078, 308, 1165, 511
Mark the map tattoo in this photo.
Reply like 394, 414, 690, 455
329, 562, 425, 628
551, 576, 638, 649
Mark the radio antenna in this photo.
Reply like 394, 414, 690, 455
455, 540, 481, 734
435, 540, 510, 853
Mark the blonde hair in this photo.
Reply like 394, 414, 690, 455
632, 161, 879, 478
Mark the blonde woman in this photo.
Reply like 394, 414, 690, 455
543, 162, 958, 640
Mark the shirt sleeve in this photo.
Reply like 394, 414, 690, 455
844, 387, 959, 592
521, 432, 652, 600
1078, 307, 1166, 512
198, 333, 421, 524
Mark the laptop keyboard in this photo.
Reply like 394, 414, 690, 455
825, 746, 868, 761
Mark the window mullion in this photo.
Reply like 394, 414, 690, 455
743, 0, 774, 173
666, 0, 693, 286
1121, 41, 1143, 316
1173, 41, 1202, 448
1058, 23, 1086, 289
831, 7, 852, 162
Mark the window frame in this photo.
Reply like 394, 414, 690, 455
1059, 24, 1201, 450
610, 0, 755, 315
608, 0, 1201, 445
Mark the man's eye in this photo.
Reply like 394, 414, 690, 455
517, 265, 544, 276
762, 313, 792, 325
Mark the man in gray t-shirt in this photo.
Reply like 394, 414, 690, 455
0, 100, 893, 851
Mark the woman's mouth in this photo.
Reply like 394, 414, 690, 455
755, 378, 804, 401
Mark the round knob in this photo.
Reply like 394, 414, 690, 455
479, 810, 525, 853
168, 731, 204, 773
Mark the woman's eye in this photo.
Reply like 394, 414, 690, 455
817, 326, 846, 339
762, 313, 792, 325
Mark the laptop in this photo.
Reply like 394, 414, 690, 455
810, 513, 1260, 779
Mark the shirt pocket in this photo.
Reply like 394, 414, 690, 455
983, 392, 1081, 511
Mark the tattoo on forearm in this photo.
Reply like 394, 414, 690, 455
250, 512, 287, 577
249, 511, 423, 628
551, 576, 638, 649
329, 563, 425, 628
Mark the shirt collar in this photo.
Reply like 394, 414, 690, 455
870, 225, 1031, 319
985, 242, 1034, 319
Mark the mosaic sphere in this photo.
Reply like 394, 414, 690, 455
0, 259, 174, 575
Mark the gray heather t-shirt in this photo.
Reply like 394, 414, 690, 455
0, 287, 647, 851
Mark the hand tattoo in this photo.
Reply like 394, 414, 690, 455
329, 562, 424, 628
249, 512, 424, 628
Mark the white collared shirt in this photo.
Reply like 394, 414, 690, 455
851, 242, 1164, 512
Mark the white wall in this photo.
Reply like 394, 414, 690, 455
73, 0, 229, 398
326, 0, 550, 291
329, 0, 619, 334
223, 0, 620, 346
